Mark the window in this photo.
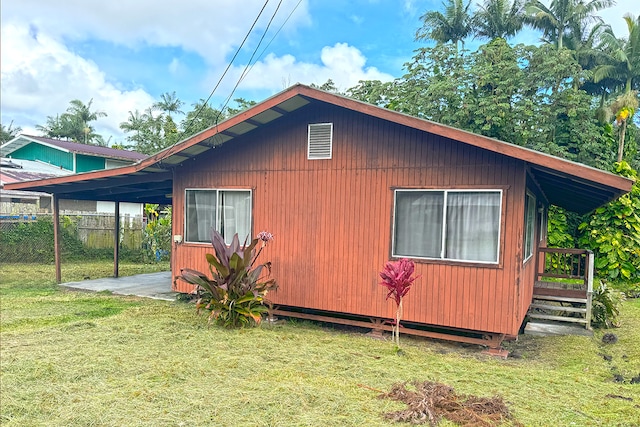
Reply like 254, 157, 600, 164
539, 205, 546, 243
393, 190, 502, 263
185, 189, 252, 244
307, 123, 332, 159
523, 192, 536, 262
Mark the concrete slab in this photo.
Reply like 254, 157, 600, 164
61, 271, 176, 301
524, 321, 593, 337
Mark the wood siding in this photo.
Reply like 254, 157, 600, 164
172, 103, 528, 336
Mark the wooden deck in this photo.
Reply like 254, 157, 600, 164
528, 248, 594, 330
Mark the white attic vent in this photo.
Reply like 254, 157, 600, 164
307, 123, 333, 160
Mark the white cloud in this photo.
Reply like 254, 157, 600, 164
1, 0, 311, 67
0, 23, 156, 140
221, 43, 395, 94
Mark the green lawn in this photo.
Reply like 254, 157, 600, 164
1, 262, 638, 426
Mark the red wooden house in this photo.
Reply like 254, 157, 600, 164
5, 84, 632, 350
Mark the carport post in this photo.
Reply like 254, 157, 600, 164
53, 195, 61, 283
114, 202, 120, 278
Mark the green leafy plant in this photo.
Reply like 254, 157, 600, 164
143, 205, 172, 262
379, 259, 419, 348
592, 281, 626, 328
175, 230, 277, 328
578, 161, 640, 283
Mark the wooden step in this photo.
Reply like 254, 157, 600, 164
529, 303, 587, 314
535, 280, 586, 290
532, 294, 587, 304
527, 313, 588, 324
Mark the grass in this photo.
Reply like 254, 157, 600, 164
1, 262, 639, 427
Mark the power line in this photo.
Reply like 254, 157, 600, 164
219, 0, 285, 113
238, 0, 304, 87
179, 0, 271, 139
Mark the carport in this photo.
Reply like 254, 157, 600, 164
3, 154, 175, 282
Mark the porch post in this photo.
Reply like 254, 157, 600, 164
585, 250, 594, 330
53, 195, 61, 283
114, 201, 120, 278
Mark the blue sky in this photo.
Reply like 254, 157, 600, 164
0, 0, 635, 145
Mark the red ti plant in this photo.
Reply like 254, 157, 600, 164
379, 258, 419, 347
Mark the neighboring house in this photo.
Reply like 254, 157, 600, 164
4, 85, 632, 351
0, 157, 71, 213
0, 135, 147, 215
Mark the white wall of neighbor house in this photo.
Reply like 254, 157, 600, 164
96, 201, 143, 217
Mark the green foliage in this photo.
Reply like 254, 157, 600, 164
591, 281, 626, 328
1, 120, 22, 143
578, 162, 640, 282
36, 99, 108, 146
0, 217, 145, 263
175, 230, 277, 328
142, 205, 172, 262
547, 206, 575, 248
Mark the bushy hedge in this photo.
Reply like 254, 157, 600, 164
0, 217, 145, 263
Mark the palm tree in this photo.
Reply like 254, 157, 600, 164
153, 91, 184, 118
416, 0, 473, 52
473, 0, 526, 41
526, 0, 614, 50
594, 14, 640, 162
64, 99, 108, 144
1, 121, 22, 143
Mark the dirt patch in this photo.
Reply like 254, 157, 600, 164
379, 381, 522, 426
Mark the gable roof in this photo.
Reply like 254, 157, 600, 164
2, 84, 634, 213
0, 135, 147, 162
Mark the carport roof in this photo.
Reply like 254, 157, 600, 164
3, 84, 633, 213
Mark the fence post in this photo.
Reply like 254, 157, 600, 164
114, 202, 120, 278
53, 196, 61, 283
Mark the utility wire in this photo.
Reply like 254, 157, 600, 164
219, 0, 284, 114
238, 0, 303, 87
179, 0, 271, 140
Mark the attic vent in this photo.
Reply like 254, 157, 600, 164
307, 123, 333, 160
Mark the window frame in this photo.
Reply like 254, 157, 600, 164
391, 188, 503, 265
184, 188, 253, 245
523, 191, 536, 263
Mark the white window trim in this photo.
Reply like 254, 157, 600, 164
307, 122, 333, 160
184, 188, 253, 245
523, 191, 536, 263
539, 204, 546, 243
391, 188, 503, 264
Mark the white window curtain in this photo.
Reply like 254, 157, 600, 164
394, 191, 444, 258
185, 190, 216, 243
219, 190, 252, 244
185, 189, 251, 244
445, 192, 500, 262
393, 190, 501, 263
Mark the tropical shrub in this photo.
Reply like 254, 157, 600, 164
591, 281, 626, 329
578, 162, 640, 283
175, 230, 277, 328
379, 258, 419, 348
142, 205, 172, 262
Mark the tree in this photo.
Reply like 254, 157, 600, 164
526, 0, 614, 50
65, 99, 108, 144
36, 99, 108, 145
1, 121, 22, 143
594, 14, 640, 162
152, 91, 184, 118
416, 0, 473, 52
472, 0, 526, 41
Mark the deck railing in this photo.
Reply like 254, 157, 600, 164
531, 248, 594, 329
